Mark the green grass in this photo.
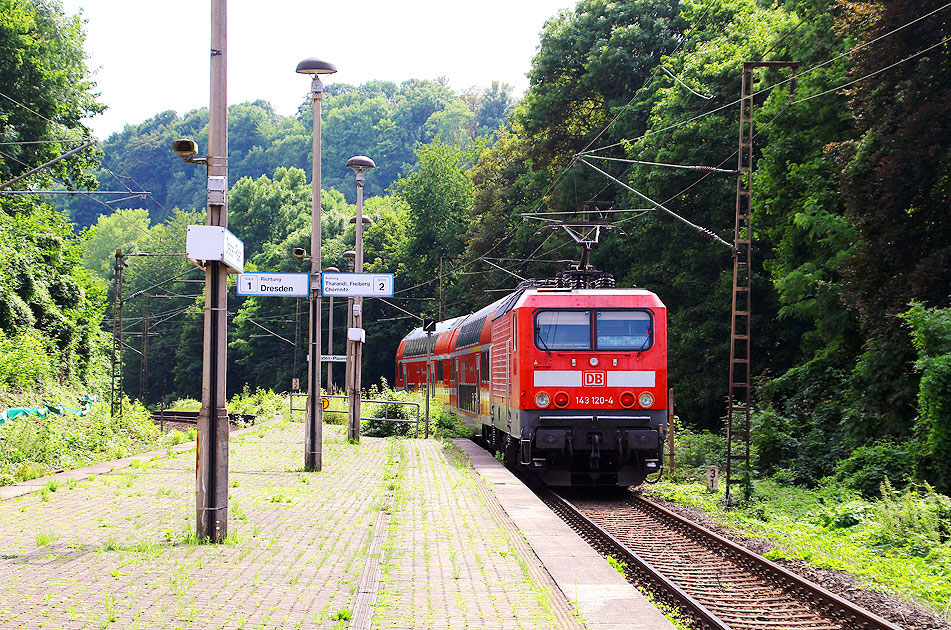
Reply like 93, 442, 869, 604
648, 478, 951, 613
35, 531, 57, 546
1, 388, 287, 485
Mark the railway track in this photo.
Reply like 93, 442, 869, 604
536, 486, 904, 630
149, 410, 257, 426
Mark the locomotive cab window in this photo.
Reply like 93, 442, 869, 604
595, 310, 652, 350
534, 311, 591, 350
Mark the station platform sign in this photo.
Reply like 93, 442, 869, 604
322, 272, 394, 297
237, 273, 309, 297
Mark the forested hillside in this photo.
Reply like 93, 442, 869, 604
61, 81, 514, 227
3, 0, 950, 497
0, 0, 108, 402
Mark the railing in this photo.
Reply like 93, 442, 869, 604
289, 393, 421, 438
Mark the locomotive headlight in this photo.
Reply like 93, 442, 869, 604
535, 392, 551, 408
638, 392, 654, 408
589, 357, 599, 366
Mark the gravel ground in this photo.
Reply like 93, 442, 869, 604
643, 492, 951, 630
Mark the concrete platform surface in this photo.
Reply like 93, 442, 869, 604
455, 440, 676, 630
0, 421, 585, 629
0, 420, 676, 629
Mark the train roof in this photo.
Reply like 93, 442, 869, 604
514, 287, 666, 310
399, 286, 663, 344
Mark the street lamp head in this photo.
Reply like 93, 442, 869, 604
172, 138, 207, 165
173, 139, 198, 158
342, 250, 356, 260
349, 216, 373, 225
295, 57, 337, 75
347, 155, 376, 171
324, 266, 339, 273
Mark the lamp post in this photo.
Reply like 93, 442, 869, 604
343, 250, 355, 430
345, 156, 374, 442
297, 56, 337, 472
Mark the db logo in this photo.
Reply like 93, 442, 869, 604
582, 371, 606, 387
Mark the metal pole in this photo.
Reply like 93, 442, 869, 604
327, 296, 334, 393
439, 257, 444, 321
348, 171, 366, 442
139, 294, 149, 402
667, 388, 675, 478
196, 0, 230, 542
292, 296, 300, 387
425, 330, 432, 438
110, 250, 124, 419
0, 139, 94, 190
304, 75, 325, 471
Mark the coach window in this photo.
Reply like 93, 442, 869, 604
480, 349, 489, 383
437, 359, 444, 383
535, 310, 591, 350
595, 310, 652, 350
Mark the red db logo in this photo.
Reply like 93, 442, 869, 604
583, 371, 606, 387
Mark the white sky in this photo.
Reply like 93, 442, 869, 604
61, 1, 576, 139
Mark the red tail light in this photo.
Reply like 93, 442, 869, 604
620, 392, 636, 408
553, 392, 569, 408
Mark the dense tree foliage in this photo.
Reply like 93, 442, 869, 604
61, 82, 514, 228
0, 0, 102, 187
4, 0, 951, 495
0, 0, 107, 395
451, 0, 950, 492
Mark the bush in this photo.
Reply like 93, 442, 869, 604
670, 420, 726, 482
0, 396, 159, 476
872, 480, 951, 556
227, 387, 284, 423
361, 382, 429, 438
830, 440, 913, 498
0, 330, 55, 391
358, 381, 470, 439
901, 302, 951, 492
752, 409, 797, 477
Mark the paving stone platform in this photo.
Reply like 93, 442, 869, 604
0, 420, 672, 629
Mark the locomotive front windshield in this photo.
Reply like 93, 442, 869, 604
595, 310, 651, 350
535, 311, 591, 349
534, 309, 652, 351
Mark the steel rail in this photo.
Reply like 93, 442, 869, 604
149, 410, 256, 425
627, 494, 903, 630
535, 484, 730, 630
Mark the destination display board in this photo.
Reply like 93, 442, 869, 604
236, 273, 309, 297
322, 272, 394, 297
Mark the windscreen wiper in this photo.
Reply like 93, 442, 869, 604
535, 327, 552, 356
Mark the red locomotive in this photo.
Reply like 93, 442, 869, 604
395, 280, 669, 486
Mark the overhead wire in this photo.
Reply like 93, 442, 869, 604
568, 0, 951, 247
584, 1, 951, 157
791, 35, 951, 106
0, 90, 83, 135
